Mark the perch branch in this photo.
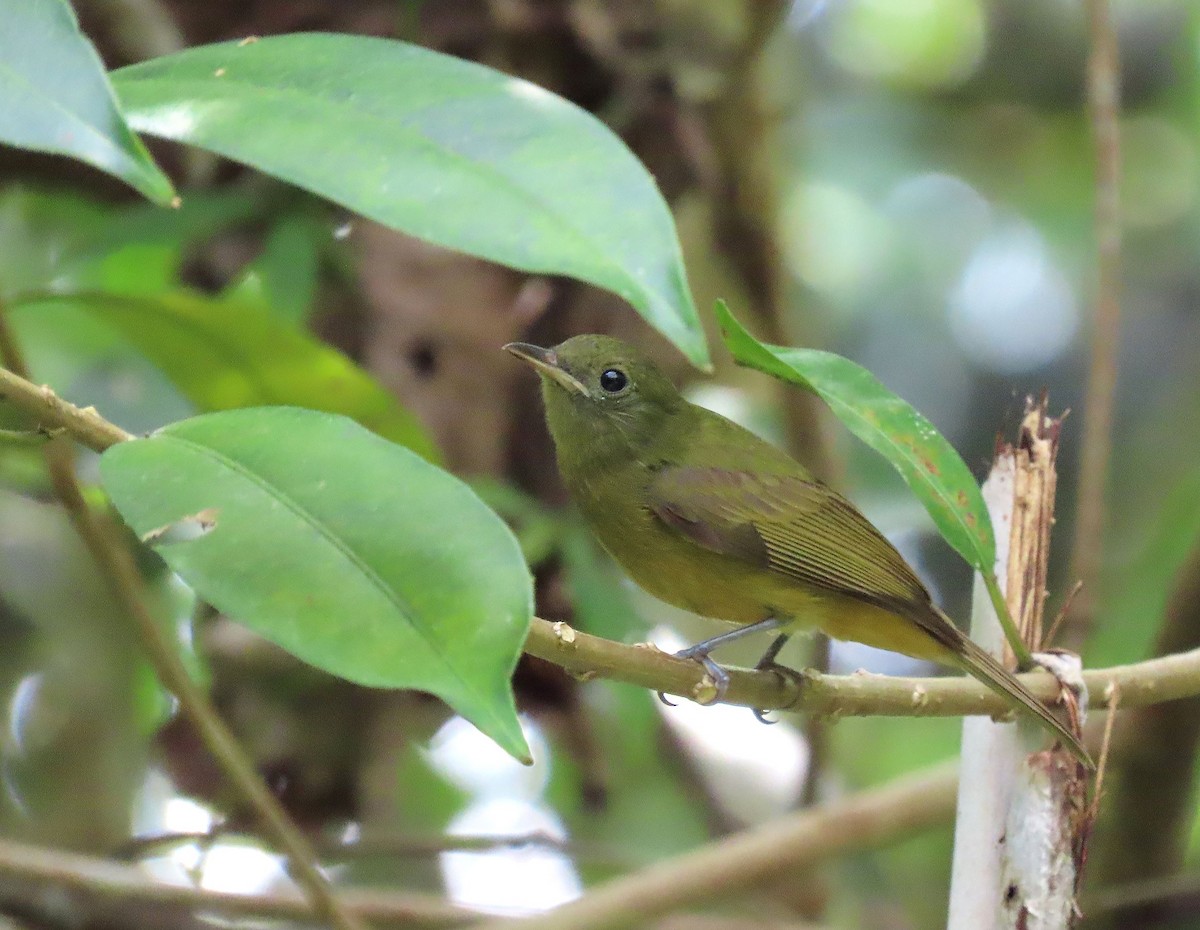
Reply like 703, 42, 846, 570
524, 617, 1200, 720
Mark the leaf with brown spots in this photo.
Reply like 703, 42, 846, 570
717, 300, 996, 574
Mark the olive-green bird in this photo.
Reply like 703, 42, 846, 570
506, 334, 1090, 767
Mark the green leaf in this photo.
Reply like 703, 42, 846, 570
716, 300, 995, 572
0, 0, 174, 204
13, 290, 438, 461
110, 33, 708, 368
99, 407, 533, 762
239, 212, 325, 324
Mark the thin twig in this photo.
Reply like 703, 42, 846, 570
1090, 683, 1120, 818
1065, 0, 1123, 651
120, 828, 612, 863
1045, 580, 1085, 650
6, 359, 1200, 720
982, 572, 1034, 668
468, 763, 960, 930
0, 836, 467, 927
0, 318, 364, 930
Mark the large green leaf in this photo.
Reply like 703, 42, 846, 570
12, 290, 437, 460
100, 407, 533, 761
0, 0, 174, 204
111, 33, 709, 367
716, 300, 995, 573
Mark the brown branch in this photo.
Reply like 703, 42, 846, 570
121, 827, 631, 871
0, 828, 846, 930
998, 408, 1088, 922
0, 320, 365, 930
1064, 0, 1123, 651
0, 836, 467, 928
468, 763, 959, 930
686, 0, 837, 486
0, 352, 133, 447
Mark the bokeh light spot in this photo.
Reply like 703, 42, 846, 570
441, 798, 581, 914
782, 181, 891, 304
948, 221, 1079, 373
823, 0, 987, 88
1121, 115, 1197, 230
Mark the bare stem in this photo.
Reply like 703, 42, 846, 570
0, 836, 466, 927
468, 763, 959, 930
982, 572, 1033, 668
0, 322, 365, 930
1065, 0, 1123, 651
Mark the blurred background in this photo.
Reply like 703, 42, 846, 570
2, 1, 1199, 928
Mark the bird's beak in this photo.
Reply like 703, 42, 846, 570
503, 343, 589, 396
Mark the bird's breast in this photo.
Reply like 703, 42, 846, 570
565, 465, 812, 626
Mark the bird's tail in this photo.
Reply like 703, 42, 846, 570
947, 625, 1093, 770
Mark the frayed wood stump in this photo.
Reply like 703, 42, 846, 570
948, 398, 1090, 930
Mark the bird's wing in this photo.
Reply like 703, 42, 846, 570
646, 466, 930, 611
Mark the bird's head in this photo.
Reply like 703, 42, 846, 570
504, 334, 684, 463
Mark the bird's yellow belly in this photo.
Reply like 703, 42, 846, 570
587, 498, 821, 626
584, 493, 951, 664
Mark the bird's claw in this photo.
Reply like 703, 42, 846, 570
751, 657, 806, 723
656, 690, 678, 707
660, 648, 731, 707
689, 654, 729, 705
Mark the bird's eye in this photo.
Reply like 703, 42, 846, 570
599, 368, 628, 393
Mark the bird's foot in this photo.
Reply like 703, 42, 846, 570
751, 633, 804, 724
657, 645, 731, 707
751, 663, 805, 723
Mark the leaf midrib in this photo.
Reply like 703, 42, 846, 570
161, 431, 478, 696
724, 316, 995, 569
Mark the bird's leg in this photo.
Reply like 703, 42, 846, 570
657, 617, 784, 707
751, 633, 806, 723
